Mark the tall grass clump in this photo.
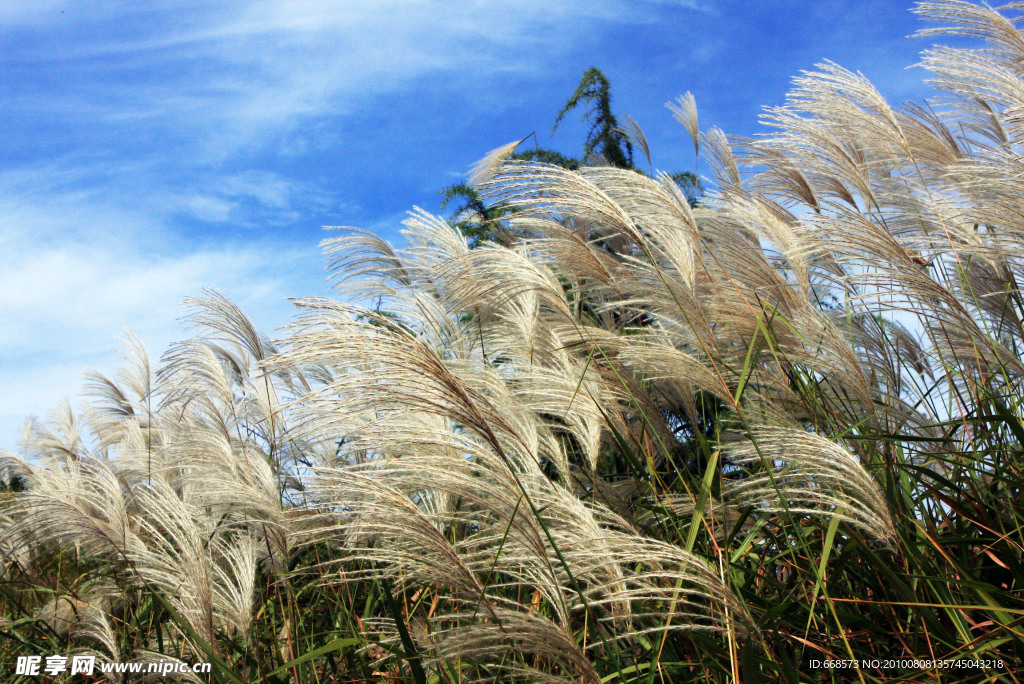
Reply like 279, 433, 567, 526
2, 1, 1023, 681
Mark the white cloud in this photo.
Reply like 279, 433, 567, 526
0, 174, 327, 452
165, 170, 338, 227
0, 235, 323, 452
176, 194, 236, 223
7, 0, 718, 162
0, 241, 309, 351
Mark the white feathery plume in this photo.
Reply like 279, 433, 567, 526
616, 113, 652, 168
667, 91, 700, 158
468, 137, 526, 188
723, 426, 895, 542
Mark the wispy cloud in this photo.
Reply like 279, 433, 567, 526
0, 230, 322, 450
4, 1, 718, 163
0, 160, 327, 449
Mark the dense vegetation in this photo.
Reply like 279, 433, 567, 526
2, 2, 1023, 681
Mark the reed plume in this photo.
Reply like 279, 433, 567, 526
2, 1, 1023, 679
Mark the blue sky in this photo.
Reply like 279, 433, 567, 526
0, 0, 942, 449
